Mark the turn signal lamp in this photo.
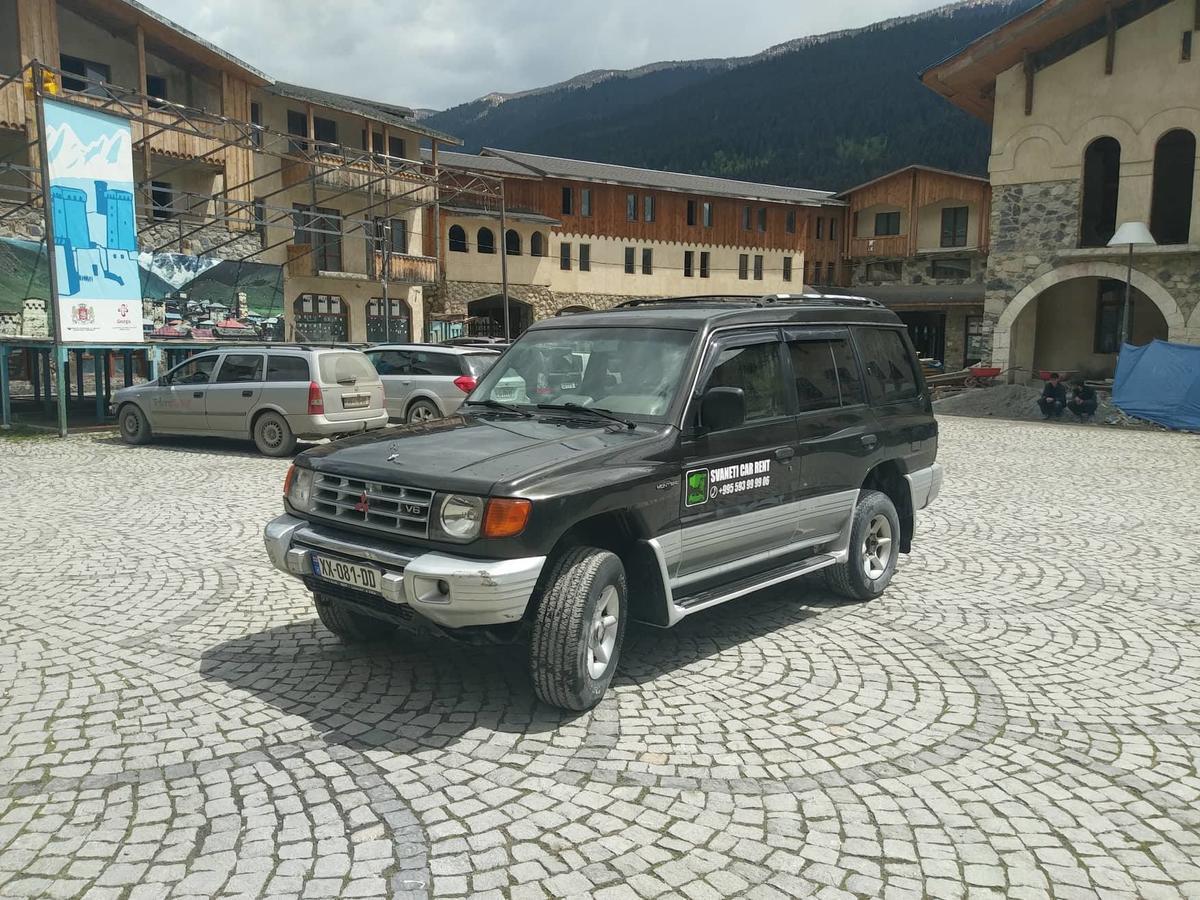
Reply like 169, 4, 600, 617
482, 498, 532, 539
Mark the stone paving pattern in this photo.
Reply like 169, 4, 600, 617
1, 418, 1198, 899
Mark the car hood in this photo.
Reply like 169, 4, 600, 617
300, 413, 675, 493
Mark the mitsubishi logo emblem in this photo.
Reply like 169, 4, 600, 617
354, 491, 369, 514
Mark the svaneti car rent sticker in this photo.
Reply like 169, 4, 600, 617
686, 457, 772, 507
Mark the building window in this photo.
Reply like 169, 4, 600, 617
312, 116, 338, 153
874, 211, 901, 236
703, 202, 713, 227
783, 256, 793, 282
1184, 30, 1194, 61
253, 198, 267, 248
830, 219, 839, 241
561, 187, 573, 215
580, 243, 591, 272
940, 206, 969, 248
785, 210, 796, 234
581, 189, 592, 217
505, 229, 521, 256
250, 101, 263, 147
530, 232, 545, 257
753, 254, 764, 280
1150, 129, 1196, 245
700, 251, 711, 278
930, 257, 971, 279
627, 193, 637, 222
151, 181, 173, 220
816, 218, 825, 240
624, 246, 636, 274
738, 254, 749, 280
757, 207, 767, 233
363, 130, 384, 153
477, 227, 496, 254
389, 136, 407, 160
145, 74, 167, 109
1081, 136, 1122, 247
448, 224, 468, 252
687, 200, 697, 226
866, 261, 901, 282
742, 206, 752, 230
642, 248, 653, 275
965, 315, 987, 367
560, 242, 572, 271
286, 109, 309, 153
293, 205, 343, 271
373, 217, 407, 255
60, 55, 110, 96
1094, 279, 1131, 353
643, 195, 656, 223
684, 250, 695, 278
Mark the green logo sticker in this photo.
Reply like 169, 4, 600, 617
685, 469, 710, 507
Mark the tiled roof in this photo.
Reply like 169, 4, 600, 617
269, 83, 462, 145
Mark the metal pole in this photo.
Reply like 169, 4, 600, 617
32, 62, 69, 437
499, 187, 511, 340
383, 221, 391, 343
0, 344, 10, 428
1120, 241, 1133, 346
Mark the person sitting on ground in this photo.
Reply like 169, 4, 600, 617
1038, 373, 1067, 419
1068, 382, 1099, 421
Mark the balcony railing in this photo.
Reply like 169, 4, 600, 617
282, 147, 434, 202
373, 251, 438, 284
846, 235, 909, 259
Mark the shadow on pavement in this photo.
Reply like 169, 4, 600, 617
95, 433, 320, 458
198, 575, 855, 751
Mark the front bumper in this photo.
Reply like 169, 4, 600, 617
263, 514, 546, 629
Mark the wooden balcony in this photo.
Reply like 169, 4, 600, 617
846, 234, 909, 259
282, 149, 434, 203
373, 251, 438, 284
60, 91, 226, 163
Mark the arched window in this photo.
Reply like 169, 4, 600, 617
1080, 137, 1121, 247
477, 227, 496, 254
448, 224, 468, 253
505, 229, 521, 256
530, 232, 545, 257
1150, 129, 1196, 245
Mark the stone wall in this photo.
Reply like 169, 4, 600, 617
0, 207, 46, 243
427, 280, 652, 323
135, 221, 262, 260
847, 252, 986, 289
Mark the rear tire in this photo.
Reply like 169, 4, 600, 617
406, 398, 441, 425
253, 410, 296, 457
118, 404, 152, 445
825, 489, 901, 601
529, 546, 627, 711
313, 592, 396, 642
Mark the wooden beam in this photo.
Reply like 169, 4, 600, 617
1023, 51, 1035, 116
1105, 3, 1116, 74
137, 25, 153, 219
907, 169, 917, 256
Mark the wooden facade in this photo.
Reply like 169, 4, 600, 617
374, 251, 438, 284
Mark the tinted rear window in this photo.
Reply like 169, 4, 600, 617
462, 354, 498, 377
409, 351, 461, 377
855, 327, 919, 403
267, 355, 311, 382
318, 352, 380, 385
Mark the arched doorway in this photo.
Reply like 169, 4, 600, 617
994, 264, 1183, 380
466, 294, 533, 338
293, 293, 347, 342
366, 297, 411, 343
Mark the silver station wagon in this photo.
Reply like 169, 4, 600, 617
363, 343, 500, 424
113, 346, 388, 457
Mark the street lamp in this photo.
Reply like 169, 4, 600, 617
1107, 222, 1157, 345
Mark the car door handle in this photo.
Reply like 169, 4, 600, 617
861, 434, 879, 450
241, 390, 253, 398
775, 447, 795, 462
193, 391, 204, 398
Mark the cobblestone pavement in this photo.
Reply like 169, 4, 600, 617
1, 418, 1199, 900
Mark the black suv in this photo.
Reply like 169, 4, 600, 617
265, 296, 942, 711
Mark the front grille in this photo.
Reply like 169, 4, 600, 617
310, 472, 433, 538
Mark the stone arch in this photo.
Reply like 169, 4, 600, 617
992, 262, 1187, 372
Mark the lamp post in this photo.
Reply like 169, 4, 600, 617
1107, 222, 1157, 345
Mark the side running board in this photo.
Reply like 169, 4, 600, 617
673, 554, 837, 618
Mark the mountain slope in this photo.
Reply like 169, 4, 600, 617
425, 0, 1037, 191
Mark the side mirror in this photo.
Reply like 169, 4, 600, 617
700, 386, 746, 432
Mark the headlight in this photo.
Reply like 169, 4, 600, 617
439, 494, 484, 540
287, 466, 315, 511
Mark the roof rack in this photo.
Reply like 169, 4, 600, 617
615, 293, 885, 310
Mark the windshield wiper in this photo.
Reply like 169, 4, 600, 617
464, 398, 533, 418
537, 403, 635, 430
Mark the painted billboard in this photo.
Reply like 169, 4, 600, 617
44, 99, 142, 343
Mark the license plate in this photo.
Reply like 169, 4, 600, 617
310, 554, 382, 595
342, 394, 369, 410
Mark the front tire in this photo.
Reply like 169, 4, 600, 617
529, 547, 627, 712
313, 592, 396, 642
253, 411, 296, 457
406, 398, 440, 425
118, 404, 152, 445
825, 489, 901, 601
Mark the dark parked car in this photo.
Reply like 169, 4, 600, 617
265, 295, 942, 710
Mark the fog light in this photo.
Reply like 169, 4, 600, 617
436, 579, 450, 596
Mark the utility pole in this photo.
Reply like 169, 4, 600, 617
499, 186, 510, 340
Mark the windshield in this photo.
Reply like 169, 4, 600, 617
468, 326, 696, 420
318, 352, 380, 385
462, 353, 499, 378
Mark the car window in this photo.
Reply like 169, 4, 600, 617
368, 350, 412, 375
704, 341, 786, 425
214, 354, 264, 384
830, 340, 865, 405
318, 352, 380, 385
787, 341, 841, 413
409, 351, 461, 377
167, 355, 218, 385
462, 354, 498, 378
856, 327, 920, 403
267, 355, 311, 382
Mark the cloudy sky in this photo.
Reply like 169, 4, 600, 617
142, 0, 952, 111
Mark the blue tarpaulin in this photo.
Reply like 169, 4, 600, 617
1112, 339, 1200, 431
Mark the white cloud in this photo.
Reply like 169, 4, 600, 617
141, 0, 952, 110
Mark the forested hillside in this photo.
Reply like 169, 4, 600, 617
425, 0, 1037, 191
